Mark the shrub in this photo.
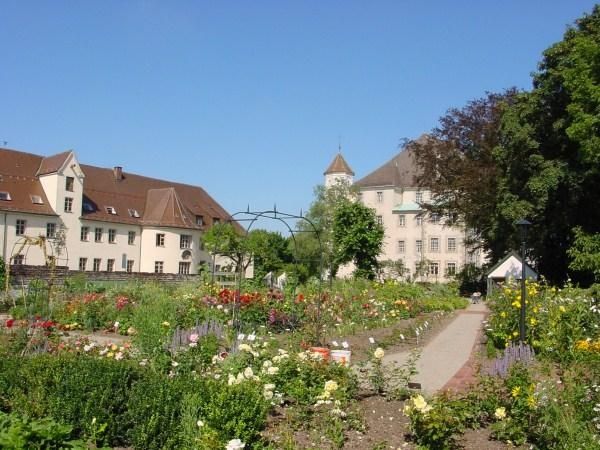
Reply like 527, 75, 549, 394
0, 354, 140, 446
0, 412, 90, 450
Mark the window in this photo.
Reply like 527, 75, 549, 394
126, 260, 134, 273
0, 191, 12, 201
128, 231, 136, 245
430, 213, 440, 224
83, 200, 94, 212
415, 191, 423, 203
65, 176, 74, 192
376, 215, 383, 225
213, 217, 220, 225
31, 195, 44, 204
416, 215, 423, 226
46, 223, 56, 238
107, 259, 115, 272
430, 237, 439, 252
180, 234, 191, 249
446, 262, 457, 276
447, 237, 457, 252
128, 208, 140, 218
397, 240, 405, 253
106, 206, 117, 215
154, 261, 164, 274
196, 215, 204, 226
179, 262, 191, 275
156, 233, 165, 247
81, 226, 89, 241
79, 258, 87, 271
15, 219, 26, 236
376, 191, 384, 203
93, 258, 101, 272
64, 197, 73, 213
13, 254, 24, 265
416, 239, 423, 254
94, 228, 103, 243
397, 215, 406, 227
108, 229, 117, 243
429, 262, 439, 276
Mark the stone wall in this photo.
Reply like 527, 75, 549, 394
7, 264, 199, 287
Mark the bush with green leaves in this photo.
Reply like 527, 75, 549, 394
0, 354, 139, 446
0, 412, 95, 450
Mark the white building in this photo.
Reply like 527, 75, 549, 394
0, 147, 238, 275
325, 147, 483, 281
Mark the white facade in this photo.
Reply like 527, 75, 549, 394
327, 150, 482, 282
1, 148, 234, 275
358, 186, 474, 282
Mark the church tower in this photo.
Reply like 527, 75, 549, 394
324, 152, 354, 188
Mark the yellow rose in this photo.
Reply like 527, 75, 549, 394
494, 407, 506, 420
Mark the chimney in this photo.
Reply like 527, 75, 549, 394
113, 166, 123, 181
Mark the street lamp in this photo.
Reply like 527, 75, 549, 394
516, 219, 531, 343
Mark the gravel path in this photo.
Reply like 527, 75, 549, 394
382, 302, 488, 394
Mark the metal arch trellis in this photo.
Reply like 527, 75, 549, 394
228, 206, 325, 345
4, 232, 69, 308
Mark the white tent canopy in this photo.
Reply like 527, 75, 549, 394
487, 252, 538, 294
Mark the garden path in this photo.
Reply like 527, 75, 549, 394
382, 302, 488, 394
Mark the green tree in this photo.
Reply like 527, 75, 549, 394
245, 229, 293, 280
411, 90, 518, 259
332, 202, 384, 280
567, 227, 600, 282
496, 6, 600, 284
201, 223, 251, 274
296, 179, 358, 279
201, 223, 293, 280
413, 6, 600, 285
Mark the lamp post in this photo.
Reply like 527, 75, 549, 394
516, 219, 531, 343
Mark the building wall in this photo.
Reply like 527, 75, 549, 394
359, 186, 470, 281
333, 184, 474, 282
325, 172, 353, 188
0, 211, 59, 266
139, 227, 208, 274
76, 220, 142, 272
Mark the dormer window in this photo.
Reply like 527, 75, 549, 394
128, 208, 140, 218
0, 191, 12, 201
196, 215, 204, 226
213, 217, 220, 225
106, 206, 117, 215
83, 200, 94, 212
30, 195, 44, 205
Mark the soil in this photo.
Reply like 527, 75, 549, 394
265, 307, 531, 449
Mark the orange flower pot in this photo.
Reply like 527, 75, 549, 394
309, 346, 330, 361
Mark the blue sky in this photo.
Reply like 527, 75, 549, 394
1, 1, 597, 230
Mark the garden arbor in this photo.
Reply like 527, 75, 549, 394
229, 207, 326, 344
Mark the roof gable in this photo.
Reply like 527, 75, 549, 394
487, 251, 538, 280
0, 148, 57, 216
324, 153, 354, 176
37, 151, 72, 176
142, 188, 196, 228
355, 148, 419, 188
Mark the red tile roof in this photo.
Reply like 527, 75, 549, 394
0, 147, 235, 229
37, 151, 71, 176
354, 138, 428, 188
0, 148, 57, 216
324, 153, 354, 176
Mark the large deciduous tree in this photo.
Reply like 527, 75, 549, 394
497, 6, 600, 284
296, 179, 359, 280
413, 6, 600, 285
332, 202, 384, 280
411, 89, 518, 260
